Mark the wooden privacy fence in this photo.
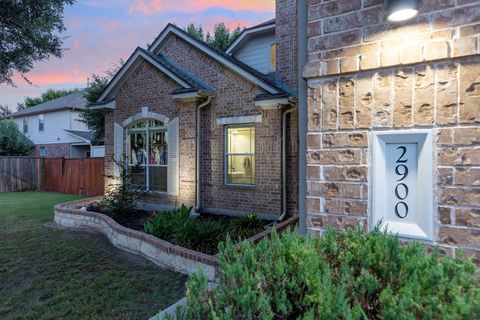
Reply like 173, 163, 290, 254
44, 158, 105, 196
0, 157, 104, 196
0, 157, 43, 192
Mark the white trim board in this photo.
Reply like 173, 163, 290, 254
371, 129, 434, 241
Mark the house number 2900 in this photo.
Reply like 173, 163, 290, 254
394, 146, 409, 218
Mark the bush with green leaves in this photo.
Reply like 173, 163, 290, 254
167, 226, 480, 319
97, 157, 142, 223
143, 205, 227, 255
0, 119, 34, 156
228, 213, 265, 240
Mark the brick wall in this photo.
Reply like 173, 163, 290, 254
104, 33, 298, 218
303, 0, 480, 262
276, 0, 298, 89
32, 143, 71, 158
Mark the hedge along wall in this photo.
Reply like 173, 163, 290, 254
303, 0, 480, 263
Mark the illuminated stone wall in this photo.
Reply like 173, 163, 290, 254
303, 0, 480, 262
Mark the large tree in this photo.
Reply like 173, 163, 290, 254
0, 119, 35, 156
17, 88, 80, 110
185, 23, 243, 51
0, 0, 75, 86
80, 61, 124, 144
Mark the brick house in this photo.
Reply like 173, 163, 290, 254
301, 0, 480, 261
92, 0, 299, 220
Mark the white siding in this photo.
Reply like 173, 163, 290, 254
70, 111, 89, 131
15, 110, 87, 145
234, 33, 275, 74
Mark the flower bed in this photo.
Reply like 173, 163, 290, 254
54, 197, 298, 281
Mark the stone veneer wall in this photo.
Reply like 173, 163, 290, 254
303, 0, 480, 262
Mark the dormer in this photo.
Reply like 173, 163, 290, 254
226, 20, 276, 75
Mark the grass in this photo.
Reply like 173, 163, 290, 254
0, 192, 187, 320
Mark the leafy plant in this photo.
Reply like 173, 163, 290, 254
228, 213, 265, 240
168, 225, 480, 319
0, 119, 34, 155
98, 156, 143, 223
143, 205, 227, 255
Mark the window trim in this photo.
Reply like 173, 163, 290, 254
23, 118, 28, 133
38, 114, 45, 132
126, 118, 168, 193
224, 124, 256, 187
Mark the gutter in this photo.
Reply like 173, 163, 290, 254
195, 95, 212, 212
298, 0, 308, 235
279, 103, 297, 222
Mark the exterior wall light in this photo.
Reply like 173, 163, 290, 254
387, 0, 419, 22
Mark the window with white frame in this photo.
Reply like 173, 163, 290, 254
38, 114, 45, 132
39, 146, 46, 157
225, 125, 255, 185
23, 118, 28, 133
127, 119, 168, 192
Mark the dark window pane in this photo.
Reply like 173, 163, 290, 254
149, 166, 167, 192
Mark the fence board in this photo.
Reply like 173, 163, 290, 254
0, 157, 42, 192
44, 158, 104, 196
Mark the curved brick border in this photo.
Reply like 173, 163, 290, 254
54, 198, 299, 281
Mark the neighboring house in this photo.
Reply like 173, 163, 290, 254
92, 1, 298, 219
8, 91, 104, 158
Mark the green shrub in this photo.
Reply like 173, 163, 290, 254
143, 205, 228, 255
0, 119, 34, 156
169, 226, 480, 319
228, 213, 265, 240
99, 157, 142, 223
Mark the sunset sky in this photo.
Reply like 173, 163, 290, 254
0, 0, 275, 110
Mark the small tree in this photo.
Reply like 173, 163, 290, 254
80, 61, 124, 144
0, 105, 12, 117
0, 119, 35, 155
185, 23, 244, 51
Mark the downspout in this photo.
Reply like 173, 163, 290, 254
195, 96, 212, 212
298, 0, 308, 235
279, 103, 297, 222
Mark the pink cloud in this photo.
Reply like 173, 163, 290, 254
129, 0, 275, 15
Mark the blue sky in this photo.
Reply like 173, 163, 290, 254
0, 0, 274, 110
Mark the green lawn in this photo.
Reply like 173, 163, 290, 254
0, 192, 187, 320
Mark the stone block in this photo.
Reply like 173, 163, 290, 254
436, 62, 458, 125
439, 226, 480, 246
455, 167, 480, 186
307, 149, 362, 165
324, 166, 368, 182
425, 41, 450, 61
438, 206, 452, 225
414, 65, 434, 126
453, 37, 478, 57
440, 187, 480, 206
455, 208, 480, 228
322, 132, 368, 148
459, 62, 480, 123
393, 69, 413, 127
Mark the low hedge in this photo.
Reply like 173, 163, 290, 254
168, 226, 479, 319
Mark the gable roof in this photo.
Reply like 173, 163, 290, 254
147, 23, 284, 95
97, 47, 214, 101
226, 19, 276, 55
9, 91, 86, 118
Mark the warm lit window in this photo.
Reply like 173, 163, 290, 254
270, 43, 276, 71
225, 126, 255, 185
23, 118, 28, 133
127, 119, 168, 192
38, 114, 45, 132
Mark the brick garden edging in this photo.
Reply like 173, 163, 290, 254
54, 198, 299, 281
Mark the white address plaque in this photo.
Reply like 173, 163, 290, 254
372, 130, 433, 240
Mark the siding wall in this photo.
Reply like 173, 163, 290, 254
15, 110, 88, 145
234, 33, 276, 74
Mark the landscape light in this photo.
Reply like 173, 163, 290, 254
387, 0, 419, 22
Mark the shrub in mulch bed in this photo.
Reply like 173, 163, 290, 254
166, 226, 480, 320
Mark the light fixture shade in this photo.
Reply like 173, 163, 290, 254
387, 0, 419, 22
